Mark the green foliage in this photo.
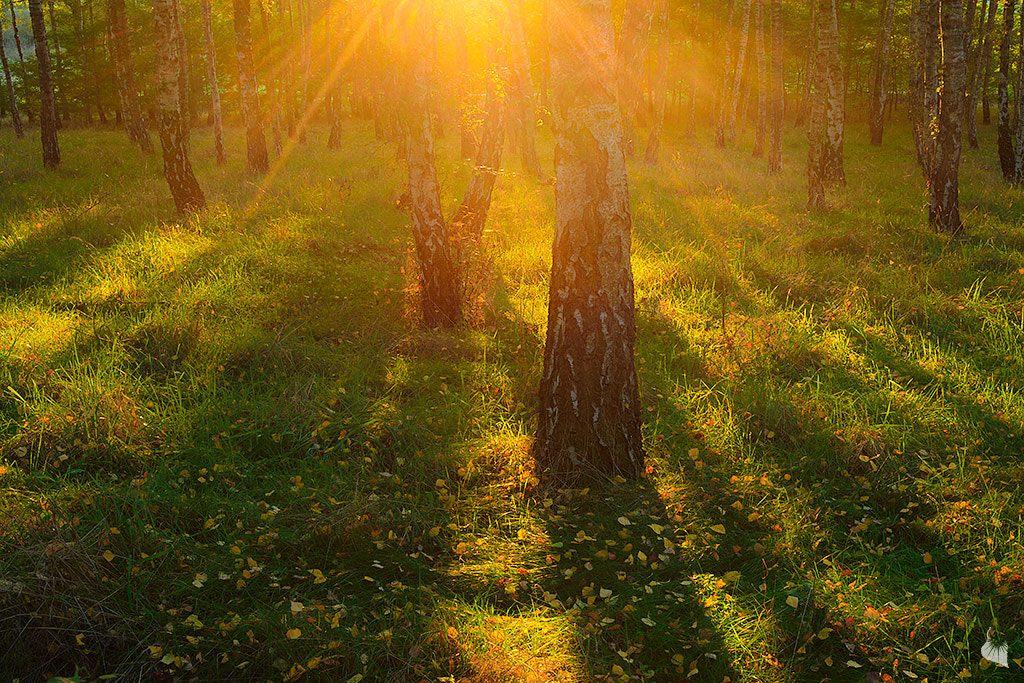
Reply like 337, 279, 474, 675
0, 120, 1022, 681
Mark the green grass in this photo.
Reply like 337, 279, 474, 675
0, 116, 1022, 682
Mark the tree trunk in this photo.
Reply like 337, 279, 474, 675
46, 0, 65, 125
798, 0, 816, 125
106, 0, 154, 152
234, 0, 269, 173
644, 0, 669, 164
981, 0, 997, 123
868, 0, 896, 144
397, 0, 462, 328
0, 9, 23, 137
153, 0, 205, 212
507, 0, 542, 178
172, 0, 190, 129
326, 2, 344, 149
29, 0, 60, 168
88, 0, 106, 124
716, 0, 737, 146
71, 0, 92, 123
451, 75, 505, 240
1015, 0, 1024, 181
966, 0, 989, 147
200, 0, 225, 163
820, 0, 845, 184
689, 0, 700, 131
536, 0, 645, 483
808, 0, 832, 206
997, 0, 1015, 180
727, 0, 752, 141
930, 0, 967, 232
753, 0, 767, 156
617, 0, 656, 157
8, 0, 28, 114
922, 0, 939, 176
298, 0, 311, 142
768, 0, 783, 171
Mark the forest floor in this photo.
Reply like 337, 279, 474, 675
0, 119, 1022, 682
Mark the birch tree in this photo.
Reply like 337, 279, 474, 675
868, 0, 896, 145
929, 0, 967, 232
153, 0, 205, 211
997, 0, 1016, 181
107, 0, 154, 153
29, 0, 60, 168
535, 0, 645, 482
768, 0, 783, 172
234, 0, 269, 173
201, 0, 226, 164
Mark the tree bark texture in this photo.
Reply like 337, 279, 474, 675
536, 0, 645, 483
819, 0, 845, 184
8, 0, 28, 109
966, 0, 991, 147
997, 0, 1015, 180
1014, 1, 1024, 181
200, 0, 226, 163
768, 0, 783, 172
154, 0, 205, 212
107, 0, 154, 152
930, 0, 966, 233
234, 0, 270, 173
29, 0, 60, 168
451, 76, 505, 240
868, 0, 896, 145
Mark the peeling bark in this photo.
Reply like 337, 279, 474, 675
107, 0, 154, 152
929, 0, 966, 233
29, 0, 60, 168
536, 0, 645, 483
234, 0, 269, 173
868, 0, 896, 145
154, 0, 205, 212
768, 0, 783, 172
819, 0, 845, 184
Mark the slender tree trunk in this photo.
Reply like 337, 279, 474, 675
106, 0, 153, 152
930, 0, 967, 232
9, 0, 28, 115
172, 0, 190, 129
689, 0, 700, 131
88, 0, 106, 124
153, 0, 204, 211
451, 74, 505, 239
536, 0, 645, 483
966, 0, 988, 147
71, 0, 92, 123
909, 0, 925, 163
997, 0, 1015, 180
820, 0, 845, 184
869, 0, 896, 144
200, 0, 225, 163
842, 0, 855, 104
327, 2, 344, 149
918, 0, 939, 176
768, 0, 783, 171
981, 0, 997, 123
234, 0, 269, 173
727, 0, 752, 141
617, 0, 656, 157
452, 11, 474, 158
716, 0, 737, 145
46, 0, 65, 125
644, 0, 669, 164
29, 0, 60, 168
298, 0, 311, 142
753, 0, 767, 156
0, 10, 23, 137
798, 0, 816, 125
808, 0, 832, 206
1015, 0, 1024, 181
507, 0, 542, 178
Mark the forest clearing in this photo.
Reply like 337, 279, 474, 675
2, 0, 1024, 680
